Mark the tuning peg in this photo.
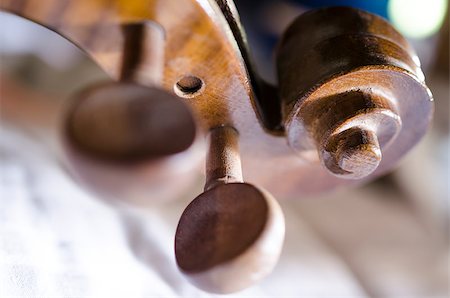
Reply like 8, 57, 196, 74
277, 7, 433, 180
175, 126, 285, 293
61, 22, 203, 205
62, 81, 203, 204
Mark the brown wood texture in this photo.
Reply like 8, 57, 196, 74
0, 2, 434, 197
204, 126, 242, 190
59, 17, 203, 204
64, 20, 197, 163
175, 126, 285, 294
277, 7, 433, 182
175, 183, 285, 294
66, 82, 197, 162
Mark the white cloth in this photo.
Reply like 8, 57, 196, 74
1, 126, 448, 298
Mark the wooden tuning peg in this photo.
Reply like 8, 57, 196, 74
61, 22, 203, 205
175, 126, 285, 294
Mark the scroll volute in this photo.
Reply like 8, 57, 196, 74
277, 7, 433, 182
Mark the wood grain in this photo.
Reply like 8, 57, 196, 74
204, 126, 242, 190
175, 126, 284, 293
277, 7, 433, 180
0, 3, 434, 196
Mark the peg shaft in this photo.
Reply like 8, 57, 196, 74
120, 22, 165, 85
205, 126, 243, 191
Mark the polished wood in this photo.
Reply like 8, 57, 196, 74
328, 127, 382, 179
204, 126, 242, 190
64, 19, 196, 162
0, 1, 434, 196
277, 6, 433, 180
175, 126, 285, 293
119, 22, 165, 85
296, 90, 401, 179
66, 82, 197, 162
61, 17, 202, 205
62, 81, 204, 205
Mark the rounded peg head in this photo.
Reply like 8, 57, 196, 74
66, 82, 196, 161
175, 182, 285, 294
62, 82, 203, 205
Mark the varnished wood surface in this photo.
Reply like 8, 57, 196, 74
277, 7, 433, 181
175, 126, 284, 294
175, 182, 285, 294
66, 82, 197, 162
0, 3, 434, 197
205, 126, 242, 190
176, 183, 269, 274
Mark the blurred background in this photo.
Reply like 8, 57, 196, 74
0, 0, 448, 297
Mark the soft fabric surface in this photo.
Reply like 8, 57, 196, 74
1, 127, 447, 298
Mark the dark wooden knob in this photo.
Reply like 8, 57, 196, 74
62, 82, 202, 204
60, 19, 204, 204
175, 126, 285, 293
65, 82, 196, 162
175, 182, 284, 293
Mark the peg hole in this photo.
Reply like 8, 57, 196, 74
175, 75, 204, 97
